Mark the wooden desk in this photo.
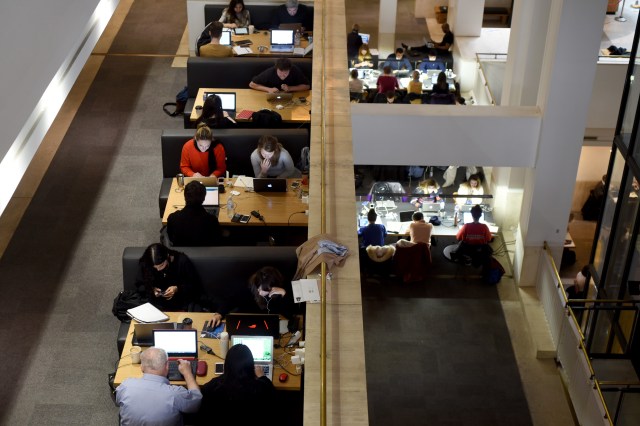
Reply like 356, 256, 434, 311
190, 88, 311, 123
162, 177, 309, 227
231, 31, 311, 57
114, 312, 301, 391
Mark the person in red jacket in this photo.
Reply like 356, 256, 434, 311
454, 204, 493, 267
180, 123, 227, 177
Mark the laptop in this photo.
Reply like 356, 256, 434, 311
204, 186, 219, 206
266, 92, 293, 103
253, 178, 287, 193
203, 92, 237, 118
231, 335, 274, 381
225, 313, 280, 339
359, 33, 370, 44
270, 29, 295, 53
153, 329, 198, 381
399, 210, 415, 222
220, 29, 232, 46
279, 23, 302, 33
233, 27, 248, 35
422, 203, 440, 213
459, 204, 474, 213
132, 322, 177, 346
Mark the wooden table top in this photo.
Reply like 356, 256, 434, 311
231, 31, 311, 57
190, 88, 312, 123
114, 312, 301, 391
162, 177, 309, 227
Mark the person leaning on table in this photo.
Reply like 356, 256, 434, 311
116, 347, 202, 426
249, 57, 310, 93
180, 123, 227, 178
250, 135, 302, 178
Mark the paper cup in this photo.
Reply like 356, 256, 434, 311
130, 346, 142, 364
248, 25, 255, 34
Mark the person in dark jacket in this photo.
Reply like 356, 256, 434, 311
272, 0, 312, 30
167, 180, 222, 247
347, 23, 363, 61
196, 344, 275, 425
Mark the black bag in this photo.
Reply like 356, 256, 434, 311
112, 290, 145, 322
163, 86, 189, 117
251, 109, 283, 127
484, 257, 505, 284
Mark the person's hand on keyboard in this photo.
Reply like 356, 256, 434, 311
177, 359, 195, 379
255, 365, 264, 378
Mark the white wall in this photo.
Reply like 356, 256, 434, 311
0, 0, 119, 217
351, 105, 541, 166
586, 61, 627, 132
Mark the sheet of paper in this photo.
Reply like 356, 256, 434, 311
233, 176, 253, 188
233, 46, 253, 55
291, 279, 321, 303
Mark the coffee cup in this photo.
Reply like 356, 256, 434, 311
248, 25, 255, 34
130, 346, 142, 364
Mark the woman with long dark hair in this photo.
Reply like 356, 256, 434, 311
247, 266, 295, 319
196, 344, 275, 424
195, 95, 236, 129
219, 0, 251, 28
180, 123, 227, 177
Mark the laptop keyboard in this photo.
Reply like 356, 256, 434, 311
167, 360, 197, 381
259, 364, 272, 381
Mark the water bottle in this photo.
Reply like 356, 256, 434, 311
440, 200, 446, 217
294, 30, 301, 47
226, 195, 235, 219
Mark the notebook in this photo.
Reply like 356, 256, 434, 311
203, 92, 236, 118
270, 29, 294, 52
132, 322, 177, 346
231, 335, 274, 381
220, 30, 232, 46
225, 313, 280, 339
236, 109, 254, 120
253, 178, 287, 193
153, 329, 199, 380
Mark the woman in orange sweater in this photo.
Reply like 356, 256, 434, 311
180, 123, 227, 177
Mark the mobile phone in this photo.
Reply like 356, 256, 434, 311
239, 215, 250, 223
215, 362, 224, 375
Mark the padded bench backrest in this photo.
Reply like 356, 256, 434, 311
123, 246, 298, 310
204, 4, 314, 31
187, 57, 313, 95
161, 128, 309, 178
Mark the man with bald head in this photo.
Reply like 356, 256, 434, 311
116, 347, 202, 425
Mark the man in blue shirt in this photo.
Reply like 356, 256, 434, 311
383, 48, 412, 71
116, 347, 202, 425
358, 208, 387, 247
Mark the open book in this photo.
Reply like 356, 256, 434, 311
127, 303, 169, 323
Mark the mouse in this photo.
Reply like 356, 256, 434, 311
196, 360, 208, 377
276, 104, 284, 110
278, 373, 288, 383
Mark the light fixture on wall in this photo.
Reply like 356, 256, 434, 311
616, 0, 628, 21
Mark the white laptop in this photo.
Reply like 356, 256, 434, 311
203, 92, 236, 118
231, 335, 274, 381
270, 29, 295, 53
220, 29, 232, 46
204, 186, 219, 206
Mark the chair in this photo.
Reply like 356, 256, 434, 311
394, 242, 431, 283
430, 93, 456, 105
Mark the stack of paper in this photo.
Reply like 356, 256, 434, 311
127, 303, 169, 323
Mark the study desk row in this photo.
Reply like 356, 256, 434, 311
114, 312, 301, 391
162, 177, 309, 227
190, 88, 311, 123
228, 30, 312, 57
352, 68, 456, 92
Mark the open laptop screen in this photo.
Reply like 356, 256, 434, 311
153, 329, 198, 357
360, 33, 370, 44
203, 92, 236, 112
271, 29, 294, 45
220, 30, 232, 46
204, 186, 219, 206
231, 335, 273, 362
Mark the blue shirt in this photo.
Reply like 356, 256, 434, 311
116, 373, 203, 426
358, 223, 387, 247
383, 55, 413, 71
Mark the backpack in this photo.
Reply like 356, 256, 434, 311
163, 86, 189, 117
251, 109, 283, 127
298, 146, 310, 174
112, 290, 145, 322
484, 257, 505, 285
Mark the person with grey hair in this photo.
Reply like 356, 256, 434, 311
116, 347, 202, 425
272, 0, 312, 30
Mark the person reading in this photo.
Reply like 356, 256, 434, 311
249, 58, 310, 93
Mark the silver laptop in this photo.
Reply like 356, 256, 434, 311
266, 92, 293, 103
231, 335, 274, 381
422, 203, 440, 213
459, 204, 474, 213
270, 29, 294, 53
203, 92, 236, 118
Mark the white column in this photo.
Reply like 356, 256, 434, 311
378, 0, 398, 58
448, 0, 484, 36
517, 0, 607, 286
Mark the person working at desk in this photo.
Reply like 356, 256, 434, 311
167, 181, 223, 247
455, 174, 484, 206
180, 123, 227, 178
453, 205, 493, 268
196, 344, 275, 425
383, 48, 412, 71
272, 0, 311, 30
196, 95, 237, 129
199, 21, 233, 58
347, 24, 363, 62
116, 347, 202, 425
353, 43, 374, 68
358, 209, 387, 247
418, 50, 446, 71
402, 23, 454, 53
376, 65, 399, 94
249, 57, 311, 93
219, 0, 251, 29
251, 135, 302, 178
397, 211, 433, 247
411, 178, 442, 208
407, 70, 422, 103
349, 68, 365, 93
432, 71, 449, 94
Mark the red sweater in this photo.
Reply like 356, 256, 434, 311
180, 139, 226, 177
376, 75, 399, 94
456, 222, 492, 244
